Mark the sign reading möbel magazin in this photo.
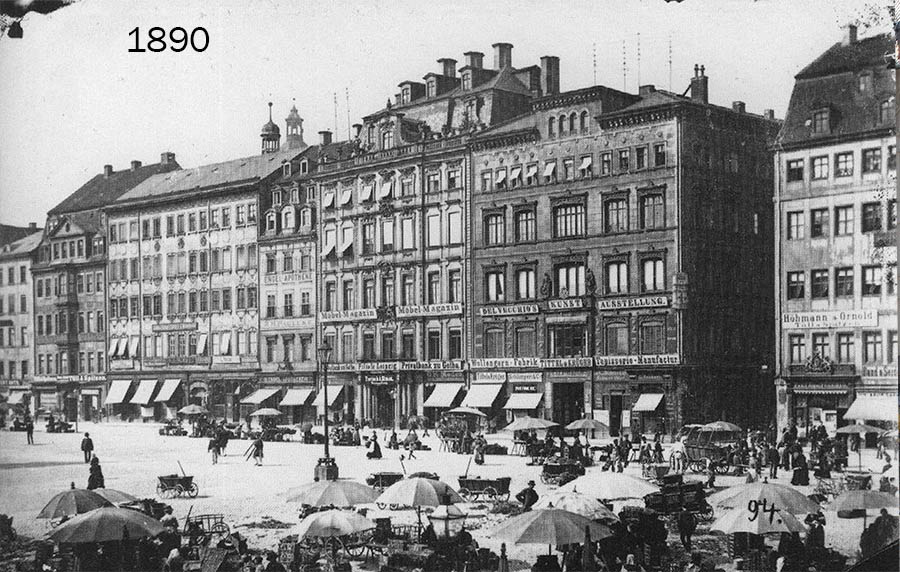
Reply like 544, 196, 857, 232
781, 310, 877, 329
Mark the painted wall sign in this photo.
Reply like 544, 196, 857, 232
153, 322, 199, 332
595, 354, 681, 366
548, 298, 584, 310
478, 304, 539, 317
781, 310, 878, 329
597, 296, 669, 310
319, 309, 378, 322
395, 303, 463, 318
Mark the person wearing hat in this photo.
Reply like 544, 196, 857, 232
80, 432, 94, 463
515, 480, 539, 511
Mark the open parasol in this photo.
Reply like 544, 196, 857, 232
559, 473, 659, 501
178, 404, 208, 416
249, 407, 283, 417
46, 507, 164, 543
504, 416, 558, 431
376, 477, 464, 535
294, 509, 375, 539
91, 489, 139, 505
532, 491, 619, 524
447, 406, 487, 417
836, 424, 884, 469
38, 483, 113, 520
565, 418, 610, 433
710, 504, 807, 535
286, 480, 379, 506
830, 489, 898, 528
490, 508, 613, 548
707, 480, 821, 515
702, 421, 742, 432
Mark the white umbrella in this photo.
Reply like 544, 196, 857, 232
560, 473, 659, 501
286, 480, 379, 506
532, 491, 619, 524
294, 509, 375, 539
707, 481, 821, 515
447, 406, 487, 417
504, 416, 559, 431
710, 505, 807, 535
250, 408, 283, 417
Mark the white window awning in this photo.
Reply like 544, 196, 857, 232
360, 184, 373, 202
128, 380, 158, 405
526, 165, 538, 178
378, 181, 393, 199
153, 379, 182, 403
219, 332, 231, 355
509, 167, 522, 180
6, 390, 27, 404
280, 388, 315, 407
240, 387, 280, 405
108, 339, 119, 356
104, 380, 131, 405
323, 190, 335, 208
313, 385, 344, 408
423, 383, 464, 408
503, 393, 543, 410
128, 337, 140, 359
632, 393, 665, 412
844, 395, 896, 422
196, 334, 208, 356
543, 162, 556, 177
340, 189, 352, 206
580, 156, 593, 170
320, 241, 336, 258
495, 170, 507, 184
461, 384, 503, 408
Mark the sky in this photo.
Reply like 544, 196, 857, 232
0, 0, 892, 226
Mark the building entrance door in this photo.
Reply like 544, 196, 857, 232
552, 382, 583, 426
372, 386, 395, 429
609, 395, 623, 437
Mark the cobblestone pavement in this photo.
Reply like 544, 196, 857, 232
0, 422, 894, 567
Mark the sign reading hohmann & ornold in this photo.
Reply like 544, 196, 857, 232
781, 310, 877, 329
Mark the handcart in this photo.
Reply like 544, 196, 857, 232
643, 474, 714, 522
367, 471, 405, 492
457, 476, 511, 502
183, 513, 230, 546
156, 474, 199, 498
540, 458, 585, 486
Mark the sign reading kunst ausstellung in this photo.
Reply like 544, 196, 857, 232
781, 310, 878, 329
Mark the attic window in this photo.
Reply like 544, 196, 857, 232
283, 163, 291, 177
858, 73, 872, 93
461, 73, 471, 91
880, 100, 895, 124
811, 110, 830, 135
427, 80, 436, 98
401, 86, 411, 104
300, 160, 309, 174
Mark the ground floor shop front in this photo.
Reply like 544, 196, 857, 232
29, 375, 108, 423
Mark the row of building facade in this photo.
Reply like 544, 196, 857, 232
1, 29, 895, 436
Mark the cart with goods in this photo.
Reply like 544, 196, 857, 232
46, 419, 75, 433
120, 498, 172, 520
408, 471, 440, 481
260, 426, 296, 442
158, 419, 188, 436
540, 458, 585, 486
366, 471, 405, 492
643, 475, 714, 522
156, 474, 199, 498
457, 476, 511, 502
183, 513, 230, 546
682, 422, 740, 474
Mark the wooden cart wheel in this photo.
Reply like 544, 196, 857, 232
375, 502, 387, 510
187, 483, 199, 498
174, 484, 185, 497
209, 522, 230, 544
484, 487, 498, 501
458, 488, 471, 502
321, 537, 344, 556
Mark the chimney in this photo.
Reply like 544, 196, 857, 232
353, 123, 363, 138
732, 101, 746, 114
103, 165, 113, 178
492, 42, 513, 69
319, 130, 333, 145
639, 84, 656, 96
28, 222, 37, 231
160, 151, 176, 165
464, 51, 484, 69
842, 24, 857, 46
130, 160, 142, 171
764, 109, 775, 120
539, 56, 560, 96
438, 58, 457, 78
690, 64, 708, 105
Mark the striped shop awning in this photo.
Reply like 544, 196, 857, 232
312, 385, 343, 408
240, 387, 280, 405
503, 392, 543, 410
153, 379, 182, 403
128, 380, 158, 405
423, 384, 463, 408
461, 384, 503, 408
280, 388, 314, 407
104, 380, 131, 405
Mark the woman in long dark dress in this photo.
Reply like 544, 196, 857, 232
87, 456, 105, 490
791, 452, 809, 486
367, 431, 382, 459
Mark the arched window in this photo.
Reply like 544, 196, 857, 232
580, 111, 589, 132
558, 115, 566, 135
300, 208, 311, 228
282, 208, 295, 231
569, 112, 577, 133
266, 212, 277, 232
548, 117, 555, 137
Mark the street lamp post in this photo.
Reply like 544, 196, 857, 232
315, 341, 338, 481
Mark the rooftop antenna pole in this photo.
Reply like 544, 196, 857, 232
668, 34, 673, 91
333, 92, 338, 135
636, 32, 641, 87
622, 40, 627, 91
592, 42, 597, 85
345, 87, 351, 140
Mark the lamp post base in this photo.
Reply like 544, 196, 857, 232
314, 457, 339, 481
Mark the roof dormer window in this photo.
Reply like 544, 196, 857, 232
282, 163, 291, 177
272, 190, 283, 205
880, 100, 895, 124
811, 109, 830, 135
381, 130, 394, 150
300, 159, 309, 174
401, 86, 411, 104
426, 80, 436, 98
461, 72, 471, 91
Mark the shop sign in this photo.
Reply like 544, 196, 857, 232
469, 357, 593, 369
327, 360, 464, 373
426, 371, 465, 382
862, 365, 897, 379
396, 303, 463, 318
109, 359, 135, 371
597, 296, 669, 310
261, 317, 315, 330
212, 356, 241, 365
546, 369, 592, 381
512, 383, 539, 393
781, 310, 877, 329
508, 372, 542, 383
543, 357, 593, 369
263, 271, 314, 284
548, 298, 584, 310
319, 309, 378, 322
153, 322, 199, 332
364, 374, 395, 386
474, 372, 507, 383
791, 382, 849, 393
478, 304, 539, 317
595, 354, 680, 367
33, 374, 106, 383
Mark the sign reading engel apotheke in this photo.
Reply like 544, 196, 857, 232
781, 310, 878, 329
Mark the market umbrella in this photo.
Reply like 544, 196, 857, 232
47, 507, 164, 543
91, 489, 138, 505
829, 489, 898, 529
566, 418, 610, 433
710, 504, 807, 535
560, 473, 659, 501
377, 477, 464, 536
836, 424, 883, 469
702, 421, 742, 432
37, 483, 113, 520
178, 404, 208, 416
532, 491, 620, 524
504, 416, 559, 431
294, 509, 375, 538
447, 406, 487, 417
286, 480, 379, 506
249, 408, 283, 417
707, 481, 821, 515
490, 508, 613, 549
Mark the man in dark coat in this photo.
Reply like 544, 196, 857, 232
80, 433, 94, 463
25, 416, 34, 445
515, 480, 539, 511
677, 507, 697, 550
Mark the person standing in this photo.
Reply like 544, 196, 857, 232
208, 434, 221, 465
367, 431, 382, 459
249, 436, 264, 466
767, 441, 779, 479
80, 433, 94, 463
25, 415, 34, 445
515, 480, 539, 511
677, 507, 697, 551
87, 456, 105, 490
